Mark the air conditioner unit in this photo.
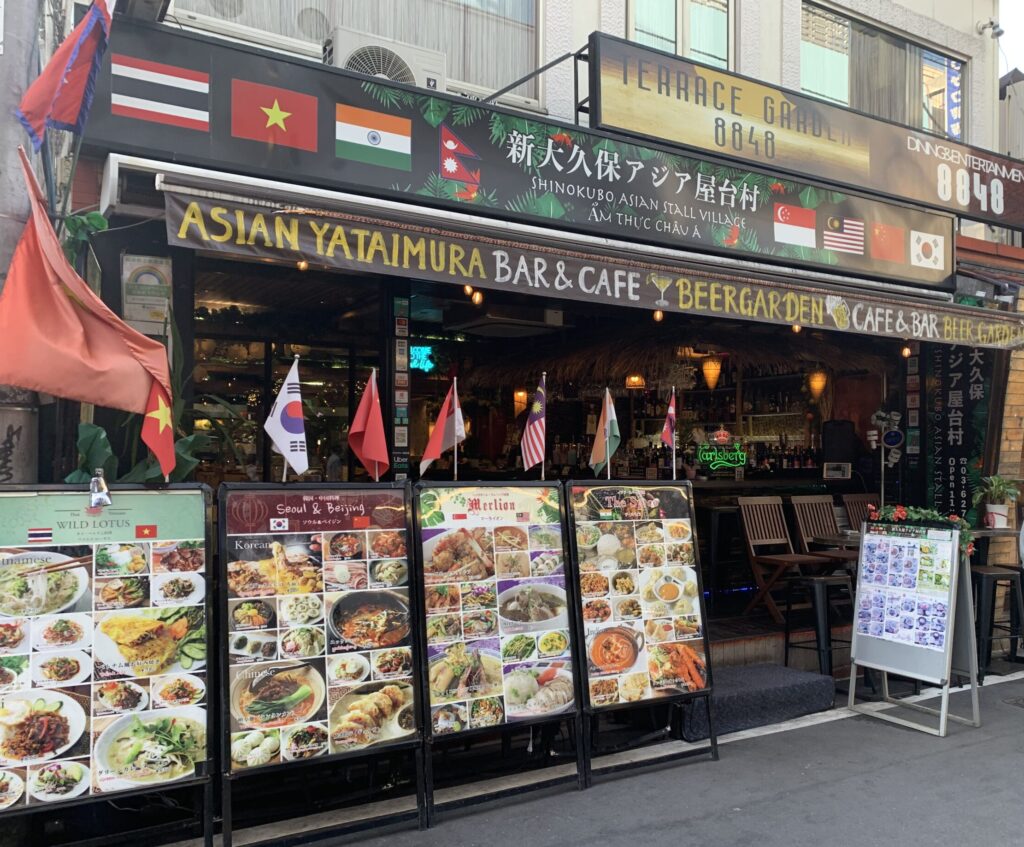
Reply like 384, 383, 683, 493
324, 27, 447, 93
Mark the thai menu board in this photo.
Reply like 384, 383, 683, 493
855, 523, 957, 652
416, 485, 576, 736
569, 484, 710, 709
221, 487, 416, 772
0, 489, 208, 810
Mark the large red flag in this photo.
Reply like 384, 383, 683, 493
349, 368, 389, 481
0, 148, 174, 473
16, 1, 115, 150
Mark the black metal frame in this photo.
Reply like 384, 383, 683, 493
216, 482, 427, 847
564, 479, 718, 784
0, 483, 215, 847
411, 480, 587, 826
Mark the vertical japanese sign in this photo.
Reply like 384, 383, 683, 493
926, 346, 992, 521
392, 297, 411, 479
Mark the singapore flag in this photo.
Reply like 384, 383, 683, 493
773, 203, 817, 248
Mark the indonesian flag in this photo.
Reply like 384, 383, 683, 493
264, 358, 308, 476
17, 0, 115, 150
589, 389, 621, 476
661, 389, 677, 448
349, 368, 389, 481
420, 381, 465, 475
440, 124, 480, 185
0, 148, 173, 471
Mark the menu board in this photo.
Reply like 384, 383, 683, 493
0, 489, 208, 810
569, 484, 710, 709
221, 486, 416, 772
855, 523, 957, 653
415, 485, 576, 737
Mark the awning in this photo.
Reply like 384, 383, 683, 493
102, 155, 1024, 350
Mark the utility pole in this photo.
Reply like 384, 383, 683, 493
0, 1, 41, 485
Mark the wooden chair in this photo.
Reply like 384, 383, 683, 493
842, 493, 878, 532
791, 495, 860, 568
737, 497, 834, 624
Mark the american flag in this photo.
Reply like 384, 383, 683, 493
822, 217, 865, 254
521, 374, 546, 471
661, 389, 676, 447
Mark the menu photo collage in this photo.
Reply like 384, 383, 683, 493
856, 529, 956, 652
571, 486, 709, 709
419, 486, 575, 737
225, 501, 416, 772
0, 537, 208, 809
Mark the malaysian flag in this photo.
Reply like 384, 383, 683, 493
661, 389, 676, 448
110, 53, 210, 132
822, 217, 865, 254
521, 374, 546, 471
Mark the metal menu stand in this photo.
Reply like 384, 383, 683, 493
217, 483, 426, 847
847, 521, 981, 737
0, 484, 214, 847
412, 481, 586, 825
566, 480, 718, 782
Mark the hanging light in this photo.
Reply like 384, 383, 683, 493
624, 373, 646, 390
296, 259, 309, 271
702, 354, 723, 390
463, 284, 474, 296
471, 290, 484, 305
791, 324, 802, 333
652, 309, 664, 322
513, 388, 528, 416
901, 344, 912, 358
808, 367, 828, 400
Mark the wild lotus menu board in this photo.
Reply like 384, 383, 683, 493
0, 490, 208, 810
856, 523, 957, 652
570, 484, 709, 709
416, 485, 576, 737
221, 487, 416, 772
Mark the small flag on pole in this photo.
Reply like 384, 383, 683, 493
420, 381, 465, 475
349, 368, 390, 481
589, 389, 620, 477
661, 389, 676, 448
141, 380, 176, 477
264, 357, 308, 477
521, 374, 546, 472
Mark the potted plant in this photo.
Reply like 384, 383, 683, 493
971, 476, 1021, 528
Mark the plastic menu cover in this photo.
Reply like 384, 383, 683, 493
855, 523, 956, 652
0, 490, 208, 809
222, 488, 416, 771
417, 486, 575, 736
570, 484, 709, 709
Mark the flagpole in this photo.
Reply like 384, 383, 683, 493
282, 462, 288, 483
605, 389, 612, 481
540, 371, 547, 482
452, 377, 459, 482
671, 386, 677, 481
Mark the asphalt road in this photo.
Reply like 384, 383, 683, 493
358, 677, 1024, 847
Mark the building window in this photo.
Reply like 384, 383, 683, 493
800, 3, 964, 140
630, 0, 731, 69
169, 0, 539, 101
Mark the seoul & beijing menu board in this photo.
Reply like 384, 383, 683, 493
0, 490, 208, 810
856, 523, 956, 652
416, 485, 576, 736
221, 487, 416, 772
570, 484, 709, 709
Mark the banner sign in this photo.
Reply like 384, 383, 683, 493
84, 20, 953, 288
590, 33, 1024, 231
0, 489, 209, 809
165, 192, 1024, 350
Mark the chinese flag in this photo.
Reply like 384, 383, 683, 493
135, 524, 158, 539
0, 148, 173, 436
141, 380, 176, 477
231, 80, 318, 151
349, 368, 389, 481
869, 222, 906, 264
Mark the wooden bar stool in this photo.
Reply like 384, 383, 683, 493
737, 497, 834, 624
972, 565, 1024, 682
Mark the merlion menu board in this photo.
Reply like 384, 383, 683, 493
570, 485, 709, 709
0, 490, 208, 810
855, 523, 957, 653
222, 488, 415, 771
416, 485, 575, 736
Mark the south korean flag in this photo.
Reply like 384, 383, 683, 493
264, 356, 309, 476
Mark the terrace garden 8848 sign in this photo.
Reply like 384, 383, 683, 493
0, 490, 209, 810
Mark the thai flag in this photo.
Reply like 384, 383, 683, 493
27, 528, 53, 544
16, 1, 116, 150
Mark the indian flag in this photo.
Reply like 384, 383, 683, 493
589, 388, 621, 476
336, 104, 412, 170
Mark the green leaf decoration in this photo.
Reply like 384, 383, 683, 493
472, 187, 501, 208
738, 226, 760, 252
418, 490, 446, 527
416, 172, 459, 200
451, 104, 486, 127
489, 114, 509, 146
419, 96, 451, 128
799, 185, 822, 209
593, 138, 619, 155
389, 182, 414, 193
505, 190, 566, 219
361, 81, 403, 109
828, 191, 847, 204
711, 224, 731, 246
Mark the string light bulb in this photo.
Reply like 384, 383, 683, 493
792, 324, 802, 333
296, 259, 309, 271
464, 284, 474, 296
653, 309, 664, 322
471, 290, 484, 305
901, 344, 912, 358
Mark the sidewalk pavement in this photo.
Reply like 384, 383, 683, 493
359, 676, 1024, 847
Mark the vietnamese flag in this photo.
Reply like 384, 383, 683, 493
135, 524, 158, 539
869, 222, 906, 264
231, 79, 318, 152
141, 380, 176, 477
349, 368, 389, 481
